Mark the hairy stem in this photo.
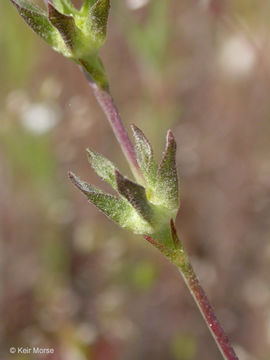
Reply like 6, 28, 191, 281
84, 71, 237, 359
180, 262, 238, 360
83, 74, 144, 184
144, 234, 238, 360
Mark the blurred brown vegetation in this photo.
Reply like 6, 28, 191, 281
1, 0, 270, 359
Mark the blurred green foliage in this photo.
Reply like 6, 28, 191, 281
127, 0, 170, 70
0, 1, 38, 91
1, 128, 56, 188
171, 333, 197, 360
131, 261, 157, 291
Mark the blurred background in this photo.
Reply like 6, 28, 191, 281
1, 0, 270, 359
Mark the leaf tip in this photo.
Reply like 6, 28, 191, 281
68, 171, 93, 196
86, 148, 93, 160
166, 129, 176, 149
114, 169, 123, 186
131, 123, 147, 140
130, 123, 137, 133
68, 170, 79, 186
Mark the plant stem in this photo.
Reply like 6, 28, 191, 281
84, 73, 237, 359
84, 75, 144, 184
180, 262, 238, 360
144, 234, 238, 360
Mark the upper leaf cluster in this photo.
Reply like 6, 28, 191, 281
9, 0, 110, 88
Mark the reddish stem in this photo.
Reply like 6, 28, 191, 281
84, 69, 238, 360
181, 264, 238, 360
144, 234, 238, 360
87, 81, 144, 184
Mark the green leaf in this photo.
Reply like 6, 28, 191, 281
69, 171, 130, 225
51, 0, 75, 15
86, 148, 118, 190
155, 130, 179, 211
115, 170, 154, 224
89, 0, 110, 43
81, 0, 97, 15
69, 172, 153, 234
47, 2, 80, 51
9, 0, 58, 47
171, 333, 196, 360
131, 124, 157, 188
